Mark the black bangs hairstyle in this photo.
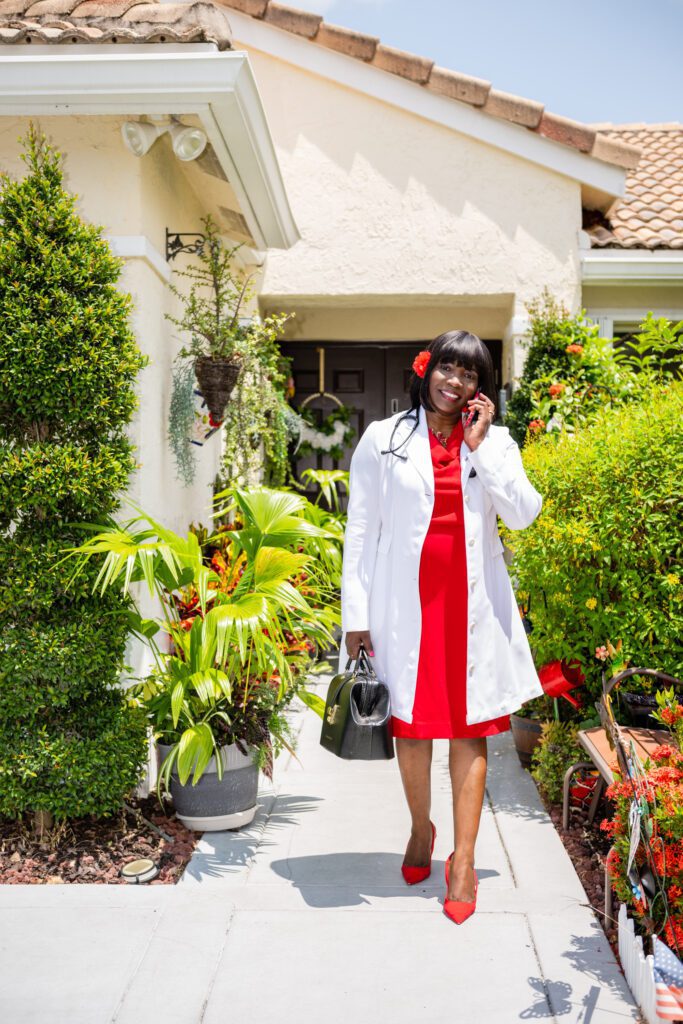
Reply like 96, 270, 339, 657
409, 330, 497, 415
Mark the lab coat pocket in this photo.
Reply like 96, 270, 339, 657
489, 529, 504, 558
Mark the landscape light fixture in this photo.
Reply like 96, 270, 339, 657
121, 118, 208, 163
120, 858, 159, 884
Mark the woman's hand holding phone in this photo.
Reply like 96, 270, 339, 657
462, 390, 496, 451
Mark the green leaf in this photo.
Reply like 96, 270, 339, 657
296, 687, 326, 718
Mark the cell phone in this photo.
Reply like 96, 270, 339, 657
464, 390, 481, 427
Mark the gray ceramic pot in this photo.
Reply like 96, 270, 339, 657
157, 741, 259, 832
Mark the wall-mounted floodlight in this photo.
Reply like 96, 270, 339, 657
121, 120, 167, 158
167, 121, 208, 162
121, 118, 208, 163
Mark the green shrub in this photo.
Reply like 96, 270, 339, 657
530, 720, 583, 804
504, 291, 681, 444
503, 381, 683, 711
505, 291, 585, 444
0, 125, 148, 820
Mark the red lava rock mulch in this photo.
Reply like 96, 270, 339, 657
0, 796, 199, 885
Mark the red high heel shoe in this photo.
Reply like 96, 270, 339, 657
443, 852, 478, 924
401, 821, 436, 885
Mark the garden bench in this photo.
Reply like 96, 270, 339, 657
561, 668, 681, 925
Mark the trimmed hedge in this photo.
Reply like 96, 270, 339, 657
0, 125, 148, 820
503, 381, 683, 709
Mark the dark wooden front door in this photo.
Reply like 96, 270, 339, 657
279, 340, 501, 488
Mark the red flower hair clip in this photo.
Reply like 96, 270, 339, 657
412, 350, 431, 378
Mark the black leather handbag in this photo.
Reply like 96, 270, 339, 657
320, 645, 395, 760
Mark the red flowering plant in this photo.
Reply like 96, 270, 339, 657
651, 688, 683, 752
601, 739, 683, 954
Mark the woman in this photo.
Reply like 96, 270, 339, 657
339, 330, 544, 924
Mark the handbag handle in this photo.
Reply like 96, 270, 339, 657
325, 644, 378, 710
344, 642, 377, 677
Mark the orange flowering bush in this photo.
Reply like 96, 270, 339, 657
601, 742, 683, 951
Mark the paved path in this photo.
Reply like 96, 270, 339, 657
0, 670, 641, 1024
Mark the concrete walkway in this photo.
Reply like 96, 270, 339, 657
0, 670, 641, 1024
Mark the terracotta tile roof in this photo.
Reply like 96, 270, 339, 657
212, 0, 642, 173
0, 0, 233, 48
583, 124, 683, 249
0, 0, 642, 174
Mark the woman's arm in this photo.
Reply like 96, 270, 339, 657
340, 421, 382, 633
467, 427, 542, 530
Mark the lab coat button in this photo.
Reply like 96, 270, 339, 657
468, 538, 475, 547
468, 664, 475, 675
464, 494, 470, 504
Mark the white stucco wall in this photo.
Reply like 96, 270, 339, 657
234, 44, 584, 363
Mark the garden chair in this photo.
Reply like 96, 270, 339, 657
561, 667, 682, 923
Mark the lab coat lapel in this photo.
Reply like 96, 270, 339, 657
403, 406, 434, 492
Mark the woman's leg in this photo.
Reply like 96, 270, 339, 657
447, 736, 487, 900
395, 737, 433, 865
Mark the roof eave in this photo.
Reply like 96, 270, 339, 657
581, 249, 683, 284
0, 44, 299, 250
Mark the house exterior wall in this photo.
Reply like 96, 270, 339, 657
237, 46, 584, 381
582, 283, 683, 333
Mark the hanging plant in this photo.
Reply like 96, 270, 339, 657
165, 214, 253, 422
219, 313, 295, 488
168, 359, 198, 487
294, 404, 356, 461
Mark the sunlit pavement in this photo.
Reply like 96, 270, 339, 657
0, 667, 640, 1024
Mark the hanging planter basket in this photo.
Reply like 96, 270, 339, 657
194, 355, 242, 421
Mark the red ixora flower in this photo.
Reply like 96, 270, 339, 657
549, 383, 565, 397
565, 343, 584, 355
528, 418, 546, 434
412, 350, 431, 378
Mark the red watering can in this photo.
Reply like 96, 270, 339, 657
538, 659, 585, 708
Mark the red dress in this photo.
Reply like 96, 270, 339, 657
391, 418, 511, 739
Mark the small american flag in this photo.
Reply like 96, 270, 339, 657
653, 934, 683, 1021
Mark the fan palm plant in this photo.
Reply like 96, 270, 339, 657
62, 487, 340, 796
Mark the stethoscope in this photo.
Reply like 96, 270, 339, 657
379, 405, 421, 461
380, 404, 477, 479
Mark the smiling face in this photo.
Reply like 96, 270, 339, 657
427, 358, 479, 418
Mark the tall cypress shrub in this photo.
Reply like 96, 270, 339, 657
0, 125, 148, 821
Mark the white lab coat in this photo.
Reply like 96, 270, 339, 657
339, 405, 544, 725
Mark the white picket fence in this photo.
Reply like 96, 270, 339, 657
618, 903, 682, 1024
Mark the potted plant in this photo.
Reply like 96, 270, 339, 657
166, 214, 295, 488
166, 214, 252, 423
63, 486, 339, 830
510, 695, 554, 767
